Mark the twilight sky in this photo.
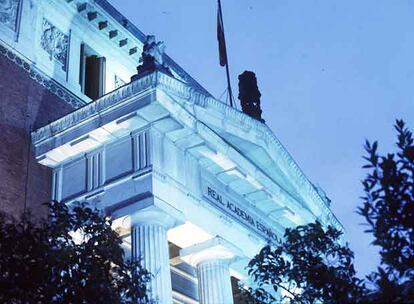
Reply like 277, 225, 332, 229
109, 0, 414, 277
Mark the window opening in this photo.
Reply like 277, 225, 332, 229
79, 43, 106, 100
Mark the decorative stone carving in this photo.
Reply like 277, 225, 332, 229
132, 35, 172, 81
40, 19, 69, 71
0, 0, 20, 31
141, 35, 165, 66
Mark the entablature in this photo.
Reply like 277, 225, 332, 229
32, 70, 342, 235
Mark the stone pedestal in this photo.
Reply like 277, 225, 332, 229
131, 209, 177, 304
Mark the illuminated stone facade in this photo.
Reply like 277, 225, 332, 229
1, 1, 342, 303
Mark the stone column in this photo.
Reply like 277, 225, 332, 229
180, 237, 242, 304
131, 209, 176, 304
197, 258, 234, 304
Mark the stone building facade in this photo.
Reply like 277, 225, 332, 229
0, 1, 342, 303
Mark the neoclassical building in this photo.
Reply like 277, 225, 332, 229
0, 1, 342, 303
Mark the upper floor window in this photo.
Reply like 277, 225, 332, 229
79, 43, 106, 100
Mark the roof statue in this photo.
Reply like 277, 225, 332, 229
238, 71, 264, 122
132, 35, 172, 80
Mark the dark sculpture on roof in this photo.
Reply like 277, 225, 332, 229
238, 71, 264, 122
142, 35, 165, 66
132, 35, 172, 80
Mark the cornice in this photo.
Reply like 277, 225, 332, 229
31, 71, 159, 144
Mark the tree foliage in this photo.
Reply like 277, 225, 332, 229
0, 201, 151, 304
244, 119, 414, 303
245, 221, 365, 304
358, 119, 414, 301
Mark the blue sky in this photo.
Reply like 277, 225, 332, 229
110, 0, 414, 277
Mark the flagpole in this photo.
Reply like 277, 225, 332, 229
218, 0, 234, 108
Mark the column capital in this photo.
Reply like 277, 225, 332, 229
130, 206, 182, 230
180, 236, 243, 267
183, 237, 241, 304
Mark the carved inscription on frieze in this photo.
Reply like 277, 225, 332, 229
0, 0, 20, 32
40, 18, 69, 71
202, 180, 279, 243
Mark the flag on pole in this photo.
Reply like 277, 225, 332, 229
217, 1, 227, 67
216, 0, 235, 107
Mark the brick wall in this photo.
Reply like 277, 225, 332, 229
0, 54, 75, 218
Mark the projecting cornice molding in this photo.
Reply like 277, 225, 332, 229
31, 70, 342, 231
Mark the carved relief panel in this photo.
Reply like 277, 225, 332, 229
0, 0, 20, 32
40, 18, 69, 71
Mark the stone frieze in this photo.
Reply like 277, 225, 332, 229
40, 18, 69, 71
0, 0, 20, 32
